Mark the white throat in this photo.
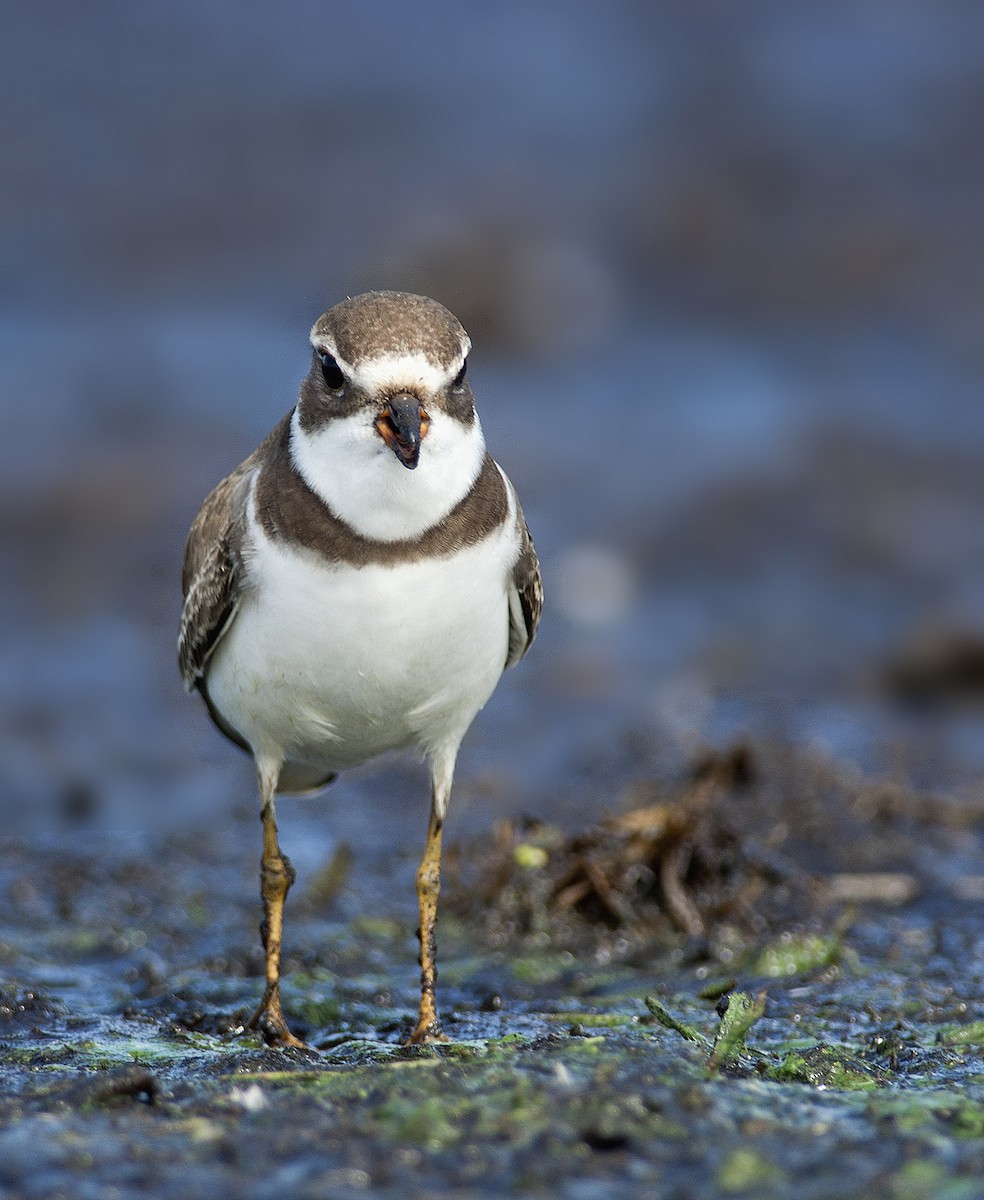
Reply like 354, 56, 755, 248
289, 406, 487, 542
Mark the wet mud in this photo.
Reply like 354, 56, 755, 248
7, 6, 984, 1196
7, 387, 984, 1197
4, 721, 984, 1199
8, 374, 984, 1197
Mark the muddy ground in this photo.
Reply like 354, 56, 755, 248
6, 410, 984, 1199
4, 737, 984, 1200
7, 5, 984, 1197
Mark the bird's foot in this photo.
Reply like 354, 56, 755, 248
247, 990, 308, 1050
406, 1018, 450, 1046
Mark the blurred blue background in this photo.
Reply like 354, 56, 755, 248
4, 1, 984, 851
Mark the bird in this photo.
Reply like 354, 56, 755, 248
178, 291, 541, 1047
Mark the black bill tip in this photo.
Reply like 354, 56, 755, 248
378, 394, 427, 470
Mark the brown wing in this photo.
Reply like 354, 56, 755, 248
506, 503, 542, 669
178, 453, 258, 692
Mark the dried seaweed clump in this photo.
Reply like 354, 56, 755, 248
446, 745, 828, 956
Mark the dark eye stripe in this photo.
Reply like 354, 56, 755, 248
452, 359, 467, 388
318, 351, 345, 390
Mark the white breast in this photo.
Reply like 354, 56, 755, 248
205, 498, 518, 779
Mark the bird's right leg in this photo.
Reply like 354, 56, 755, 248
246, 763, 306, 1049
408, 743, 458, 1045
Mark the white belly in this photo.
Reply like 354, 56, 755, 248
206, 523, 514, 777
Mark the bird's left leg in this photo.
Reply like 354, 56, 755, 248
407, 745, 457, 1045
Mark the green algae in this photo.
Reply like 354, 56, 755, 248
717, 1147, 785, 1193
643, 995, 708, 1045
697, 977, 738, 1001
645, 993, 892, 1090
765, 1044, 882, 1090
708, 991, 766, 1073
349, 915, 405, 942
892, 1160, 948, 1199
747, 932, 841, 979
510, 953, 577, 986
375, 1094, 461, 1150
644, 990, 767, 1073
545, 1012, 636, 1028
867, 1093, 984, 1140
294, 994, 344, 1028
937, 1020, 984, 1048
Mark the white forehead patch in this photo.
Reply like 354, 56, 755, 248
346, 351, 464, 397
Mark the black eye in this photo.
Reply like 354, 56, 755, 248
318, 351, 345, 391
451, 359, 467, 389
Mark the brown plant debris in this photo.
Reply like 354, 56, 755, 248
446, 745, 832, 956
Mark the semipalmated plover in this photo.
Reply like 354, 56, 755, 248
179, 291, 541, 1046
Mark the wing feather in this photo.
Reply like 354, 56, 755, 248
506, 503, 542, 669
178, 455, 257, 691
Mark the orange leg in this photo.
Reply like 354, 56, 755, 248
408, 802, 449, 1044
246, 773, 306, 1049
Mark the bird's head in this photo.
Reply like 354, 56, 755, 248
292, 292, 485, 541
